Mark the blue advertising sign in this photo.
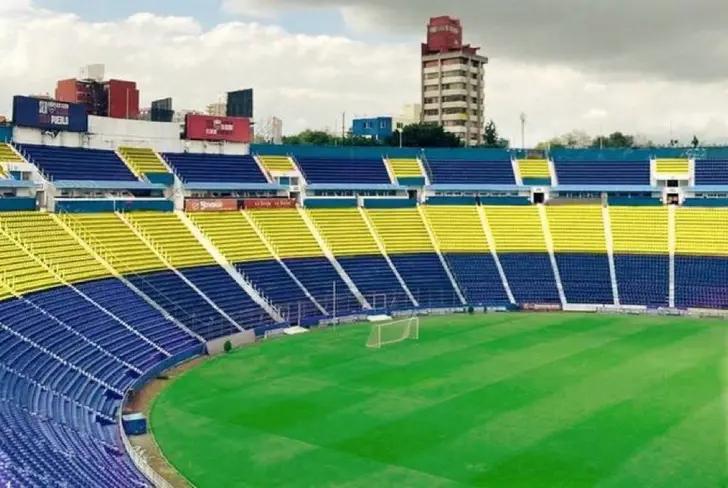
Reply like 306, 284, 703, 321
12, 95, 88, 132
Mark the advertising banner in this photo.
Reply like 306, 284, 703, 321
241, 198, 297, 210
185, 114, 251, 143
184, 198, 239, 212
12, 96, 88, 132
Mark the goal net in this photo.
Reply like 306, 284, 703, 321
366, 317, 419, 349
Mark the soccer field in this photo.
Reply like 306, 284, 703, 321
151, 313, 728, 487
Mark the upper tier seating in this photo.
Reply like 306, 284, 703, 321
64, 212, 167, 274
425, 158, 515, 185
294, 156, 391, 184
247, 209, 323, 259
0, 143, 23, 163
388, 158, 423, 183
0, 212, 108, 285
16, 144, 137, 181
126, 212, 216, 269
366, 208, 434, 254
518, 159, 551, 183
655, 159, 689, 175
118, 147, 168, 175
162, 153, 268, 184
554, 159, 650, 185
258, 155, 295, 172
694, 160, 728, 185
308, 208, 380, 256
189, 211, 271, 263
609, 207, 669, 307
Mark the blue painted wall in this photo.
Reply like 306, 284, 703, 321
351, 117, 393, 142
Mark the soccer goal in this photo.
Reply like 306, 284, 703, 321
366, 316, 419, 349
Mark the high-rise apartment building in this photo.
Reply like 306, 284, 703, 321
421, 16, 487, 146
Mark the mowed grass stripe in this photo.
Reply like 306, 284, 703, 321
151, 313, 728, 487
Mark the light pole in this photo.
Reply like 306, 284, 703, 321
520, 112, 527, 150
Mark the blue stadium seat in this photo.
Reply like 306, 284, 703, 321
16, 144, 137, 182
444, 253, 510, 306
162, 152, 267, 183
283, 257, 362, 316
555, 253, 614, 304
336, 255, 414, 310
554, 160, 650, 185
294, 157, 391, 184
614, 254, 668, 307
694, 160, 728, 185
675, 256, 728, 309
389, 253, 459, 308
424, 158, 515, 185
498, 253, 561, 304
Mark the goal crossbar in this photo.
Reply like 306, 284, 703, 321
366, 316, 419, 349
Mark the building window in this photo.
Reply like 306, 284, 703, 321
425, 73, 440, 80
424, 109, 439, 116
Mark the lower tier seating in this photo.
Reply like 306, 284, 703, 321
675, 256, 728, 309
127, 270, 239, 340
614, 255, 669, 307
236, 260, 323, 325
336, 255, 414, 310
555, 253, 614, 304
284, 258, 362, 317
498, 253, 561, 304
180, 266, 276, 334
444, 253, 510, 306
389, 253, 459, 308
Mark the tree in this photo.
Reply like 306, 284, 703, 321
591, 131, 635, 148
282, 130, 338, 146
481, 120, 510, 148
536, 130, 591, 150
692, 135, 700, 148
385, 123, 462, 148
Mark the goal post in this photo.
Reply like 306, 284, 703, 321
366, 316, 419, 349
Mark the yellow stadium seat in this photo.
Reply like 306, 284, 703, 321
423, 205, 488, 253
65, 213, 168, 273
118, 147, 168, 175
484, 206, 547, 252
518, 159, 550, 179
125, 212, 216, 268
675, 208, 728, 255
610, 207, 668, 254
308, 208, 380, 256
258, 155, 295, 172
546, 205, 607, 253
366, 208, 434, 254
0, 212, 108, 285
0, 229, 59, 297
388, 159, 422, 178
188, 212, 272, 263
246, 209, 322, 259
655, 159, 689, 175
0, 143, 23, 163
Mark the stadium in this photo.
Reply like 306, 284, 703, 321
2, 6, 728, 488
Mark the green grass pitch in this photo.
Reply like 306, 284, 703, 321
151, 313, 728, 487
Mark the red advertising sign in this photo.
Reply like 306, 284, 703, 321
185, 114, 252, 143
242, 198, 297, 210
185, 198, 239, 212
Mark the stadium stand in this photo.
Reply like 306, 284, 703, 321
366, 207, 458, 307
655, 158, 689, 176
0, 143, 23, 163
162, 153, 268, 184
425, 157, 516, 184
609, 207, 669, 307
248, 209, 360, 315
294, 156, 391, 184
118, 147, 169, 176
258, 155, 295, 172
694, 160, 728, 185
546, 205, 613, 304
484, 205, 560, 304
554, 159, 651, 185
15, 144, 137, 181
308, 208, 412, 308
675, 208, 728, 309
517, 159, 551, 185
424, 205, 508, 306
0, 228, 59, 298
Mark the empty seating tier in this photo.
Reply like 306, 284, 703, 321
126, 212, 216, 268
189, 212, 271, 263
554, 160, 650, 185
295, 156, 391, 184
694, 160, 728, 185
426, 158, 515, 185
118, 147, 168, 175
65, 213, 167, 274
484, 206, 547, 252
0, 232, 58, 299
390, 253, 459, 308
547, 205, 607, 253
335, 255, 413, 310
445, 254, 509, 306
247, 209, 323, 259
675, 208, 728, 255
284, 258, 360, 316
163, 153, 268, 184
610, 207, 668, 255
0, 212, 108, 284
655, 159, 689, 175
258, 155, 295, 172
517, 159, 551, 183
366, 208, 434, 254
16, 144, 137, 182
308, 208, 380, 256
424, 205, 488, 252
388, 158, 422, 178
0, 144, 22, 163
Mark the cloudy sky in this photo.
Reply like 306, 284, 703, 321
2, 0, 728, 145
